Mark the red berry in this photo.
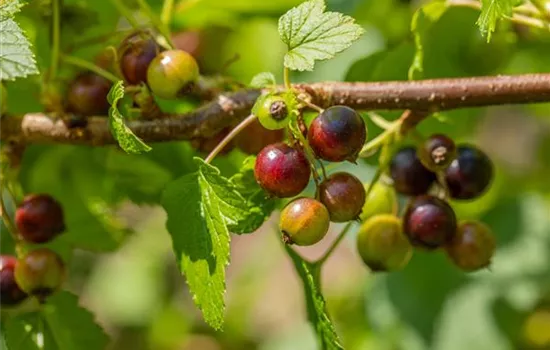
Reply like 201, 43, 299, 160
418, 134, 457, 171
66, 72, 112, 116
119, 31, 161, 85
14, 248, 65, 300
445, 220, 496, 271
390, 147, 436, 196
0, 255, 28, 306
15, 194, 65, 244
402, 195, 457, 249
235, 118, 285, 155
254, 143, 311, 198
445, 145, 494, 200
318, 172, 366, 222
308, 105, 367, 162
279, 197, 330, 246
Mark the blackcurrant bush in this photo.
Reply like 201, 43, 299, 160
402, 195, 457, 249
15, 194, 65, 244
445, 220, 495, 271
146, 49, 199, 99
279, 197, 330, 246
356, 214, 412, 272
66, 72, 112, 116
119, 30, 161, 85
253, 94, 291, 130
390, 146, 436, 196
254, 143, 311, 198
418, 134, 457, 171
318, 172, 366, 222
359, 181, 398, 222
0, 255, 28, 306
308, 106, 367, 162
235, 118, 285, 155
445, 145, 494, 200
14, 248, 65, 300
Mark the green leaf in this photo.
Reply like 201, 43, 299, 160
285, 247, 343, 350
409, 1, 448, 80
107, 81, 152, 155
0, 1, 39, 81
278, 0, 364, 71
476, 0, 514, 42
250, 72, 277, 88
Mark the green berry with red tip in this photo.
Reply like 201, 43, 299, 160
1, 255, 28, 306
318, 172, 366, 222
279, 197, 330, 246
14, 248, 65, 300
146, 49, 200, 99
445, 220, 496, 271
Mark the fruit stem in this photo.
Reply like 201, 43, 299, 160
49, 0, 61, 82
317, 159, 328, 180
136, 0, 175, 49
204, 114, 258, 164
0, 182, 20, 243
161, 0, 175, 26
289, 119, 322, 183
435, 171, 451, 200
315, 221, 354, 266
359, 120, 401, 158
60, 55, 120, 83
297, 96, 324, 113
367, 112, 394, 130
111, 0, 142, 30
283, 67, 291, 90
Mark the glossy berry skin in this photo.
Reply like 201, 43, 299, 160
15, 194, 65, 244
445, 145, 494, 200
254, 143, 311, 198
253, 94, 291, 130
445, 220, 496, 272
14, 248, 65, 300
318, 172, 366, 222
279, 197, 330, 246
402, 195, 457, 249
308, 105, 367, 162
356, 214, 412, 272
66, 72, 112, 116
418, 134, 457, 171
1, 255, 28, 306
146, 49, 199, 99
390, 147, 436, 196
119, 31, 161, 85
235, 118, 285, 155
359, 181, 398, 222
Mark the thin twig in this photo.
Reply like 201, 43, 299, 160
205, 114, 257, 163
60, 55, 120, 83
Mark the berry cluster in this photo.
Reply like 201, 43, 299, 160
1, 194, 66, 307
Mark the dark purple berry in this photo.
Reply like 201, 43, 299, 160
119, 31, 161, 85
0, 255, 28, 306
15, 194, 65, 244
308, 106, 367, 162
14, 248, 65, 300
318, 172, 366, 222
66, 72, 112, 116
418, 134, 457, 171
390, 147, 436, 196
402, 195, 457, 249
445, 220, 496, 272
254, 143, 311, 198
445, 145, 494, 200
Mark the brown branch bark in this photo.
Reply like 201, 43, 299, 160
2, 74, 549, 146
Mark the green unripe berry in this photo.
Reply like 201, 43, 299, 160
146, 49, 199, 99
253, 94, 292, 130
280, 197, 330, 246
14, 248, 65, 301
359, 181, 398, 222
356, 214, 413, 272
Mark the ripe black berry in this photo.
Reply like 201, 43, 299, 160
445, 145, 494, 200
402, 195, 457, 249
0, 255, 28, 306
15, 194, 65, 244
445, 220, 496, 271
66, 72, 112, 116
119, 31, 161, 85
318, 172, 366, 222
14, 248, 65, 300
356, 214, 412, 272
235, 118, 285, 155
254, 143, 311, 198
308, 105, 367, 162
280, 197, 330, 246
418, 134, 457, 171
390, 146, 436, 196
146, 49, 199, 99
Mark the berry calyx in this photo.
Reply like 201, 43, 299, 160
402, 195, 457, 249
359, 181, 398, 222
253, 94, 291, 130
14, 248, 65, 300
418, 134, 457, 171
356, 214, 413, 272
390, 146, 436, 196
234, 118, 285, 155
254, 143, 311, 198
15, 194, 65, 244
146, 49, 200, 99
119, 30, 161, 85
0, 255, 28, 306
444, 145, 494, 200
308, 105, 367, 162
66, 72, 112, 116
445, 220, 496, 271
279, 197, 330, 246
318, 172, 366, 222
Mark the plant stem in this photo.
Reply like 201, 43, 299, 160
111, 0, 141, 29
136, 0, 175, 48
284, 67, 291, 90
49, 0, 60, 81
298, 96, 324, 112
205, 114, 257, 164
60, 55, 120, 83
368, 112, 394, 130
315, 221, 354, 266
0, 182, 19, 242
161, 0, 175, 26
